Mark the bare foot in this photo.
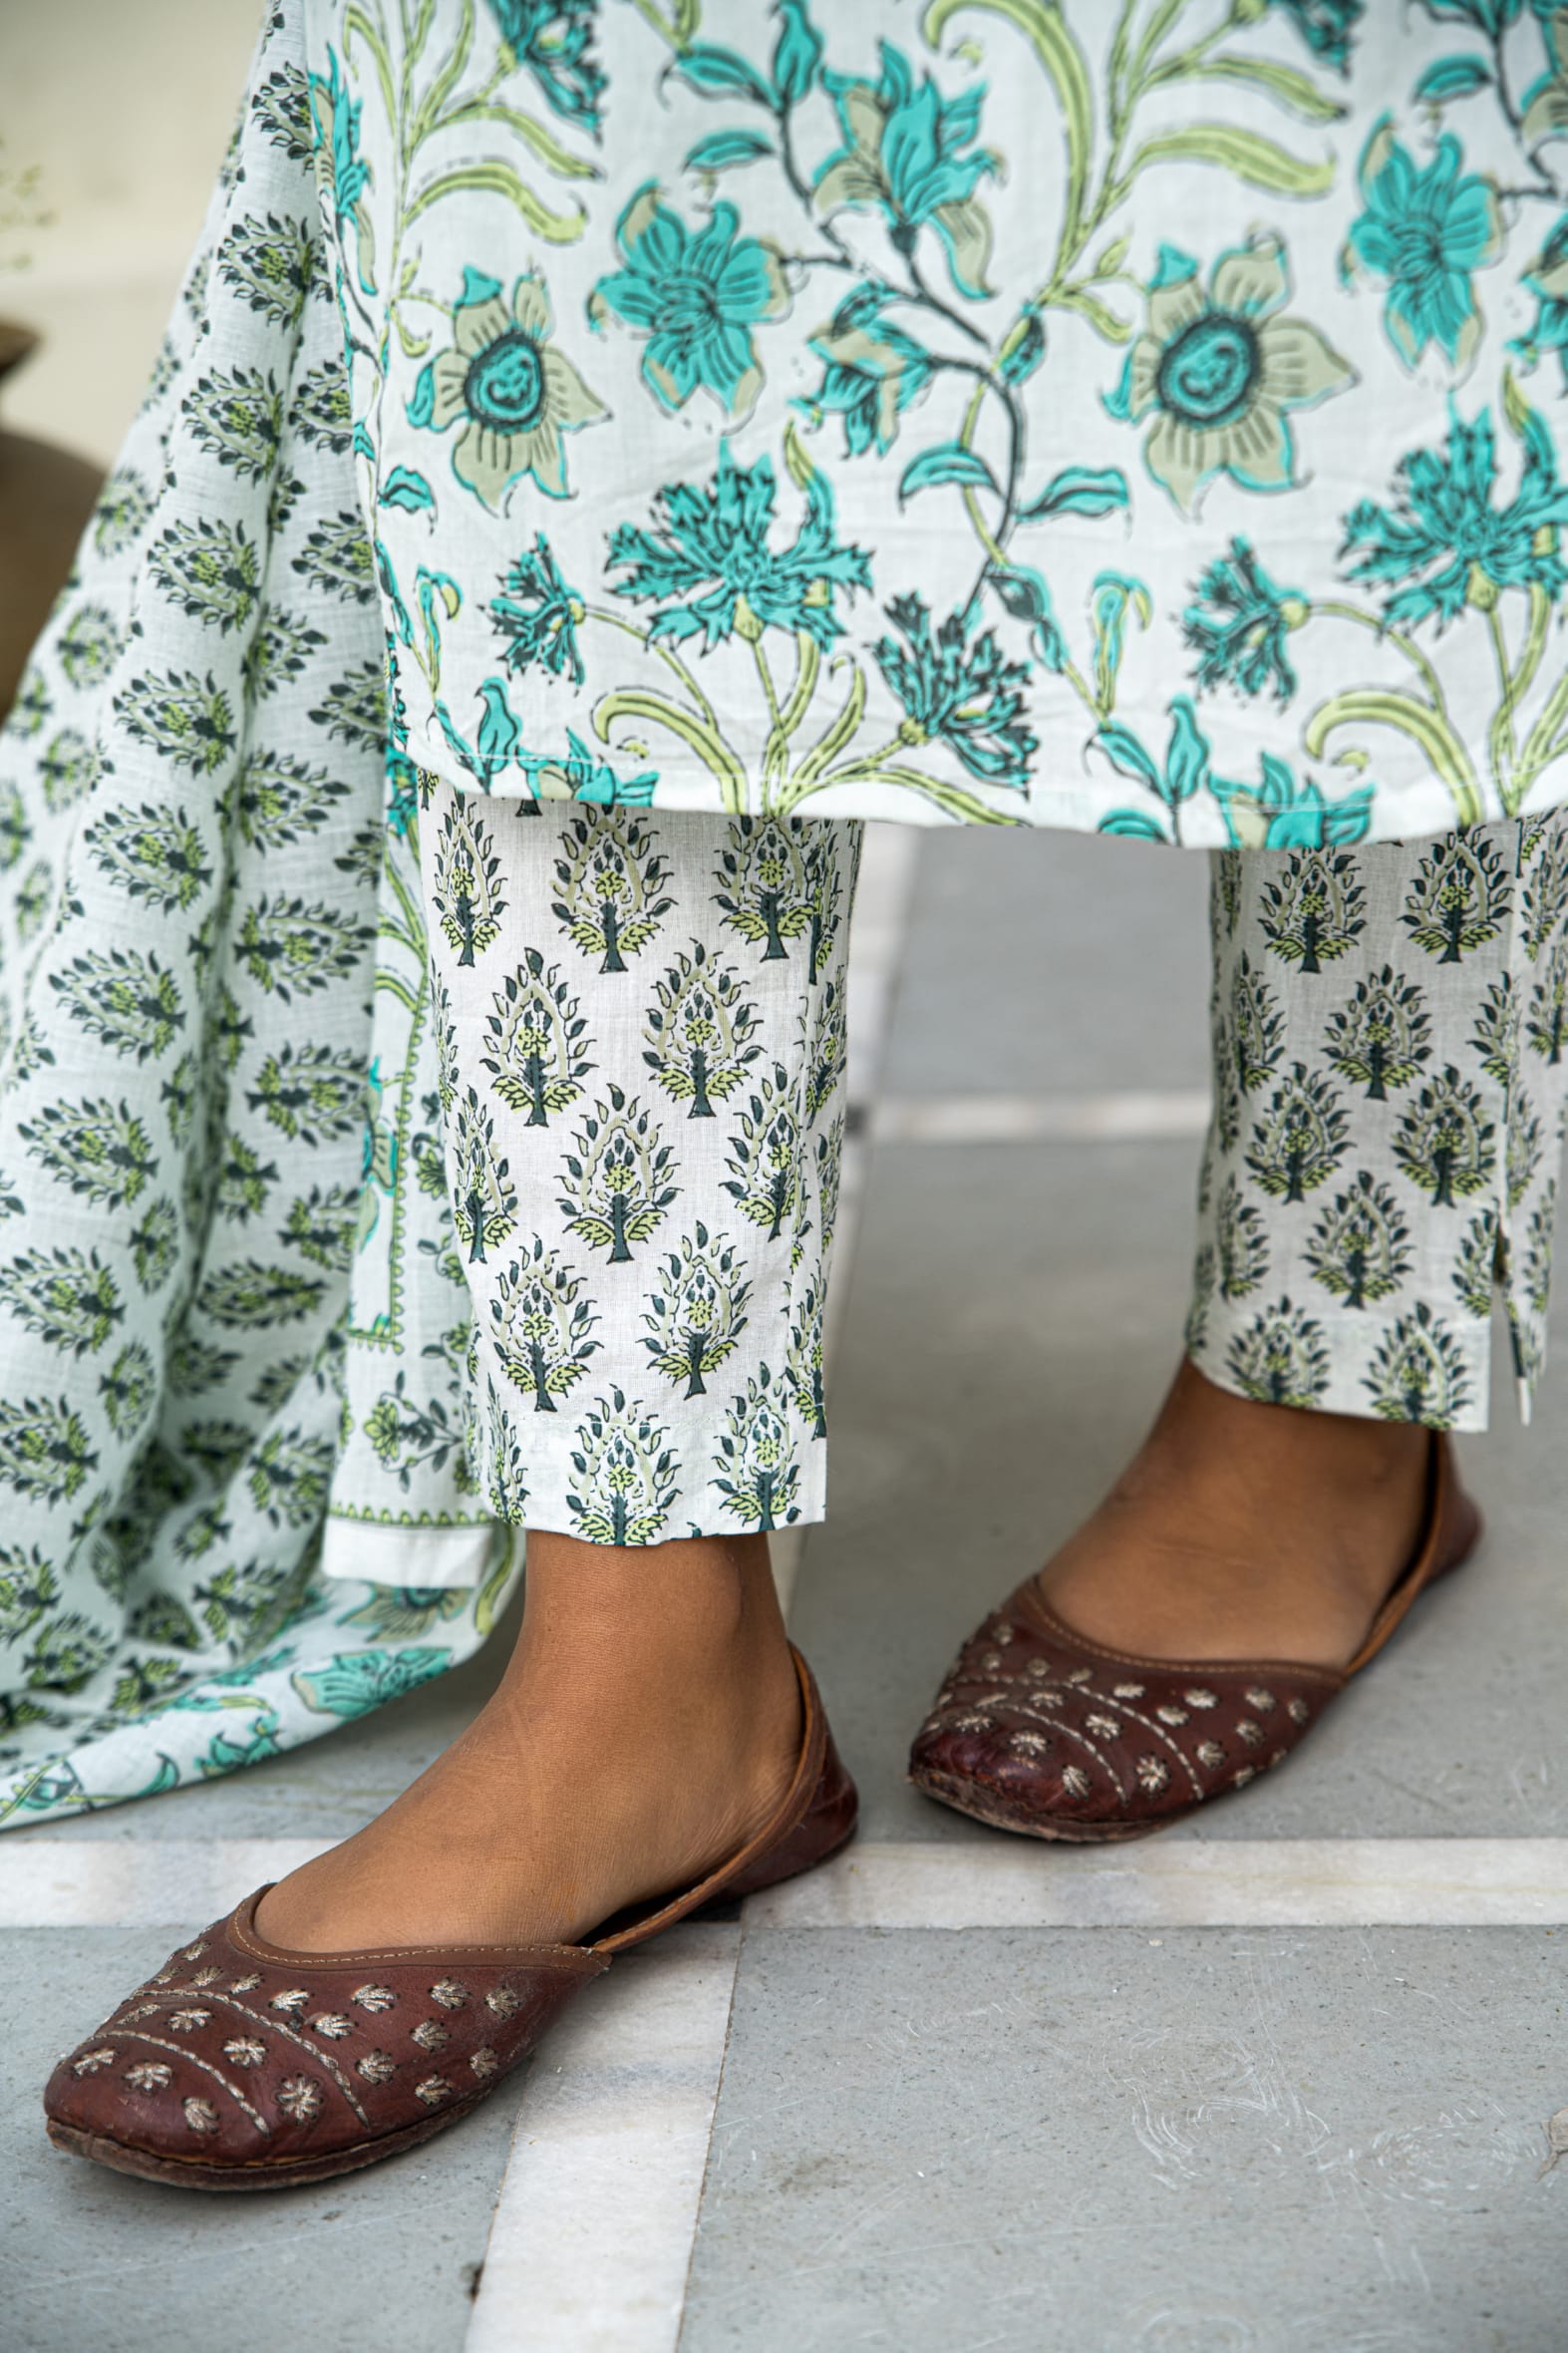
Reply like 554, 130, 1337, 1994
1035, 1358, 1431, 1668
254, 1528, 802, 1954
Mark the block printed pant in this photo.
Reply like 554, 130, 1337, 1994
420, 784, 1568, 1544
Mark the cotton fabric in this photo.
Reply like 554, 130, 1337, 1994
298, 0, 1568, 841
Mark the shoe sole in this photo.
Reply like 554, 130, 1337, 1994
907, 1766, 1186, 1843
46, 2087, 494, 2191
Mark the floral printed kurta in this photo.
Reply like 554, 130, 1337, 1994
296, 0, 1568, 847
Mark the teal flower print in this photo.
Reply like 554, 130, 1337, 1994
306, 48, 373, 292
590, 186, 789, 418
409, 269, 606, 508
528, 731, 659, 806
485, 0, 604, 133
872, 595, 1035, 789
1258, 0, 1365, 70
1342, 403, 1568, 629
797, 285, 933, 460
607, 443, 871, 649
1184, 538, 1309, 701
1210, 754, 1375, 849
1342, 120, 1503, 373
1511, 217, 1568, 391
1107, 238, 1354, 514
488, 534, 586, 684
814, 43, 999, 299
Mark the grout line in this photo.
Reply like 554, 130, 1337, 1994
464, 1926, 741, 2353
744, 1838, 1568, 1931
871, 1089, 1213, 1146
10, 1836, 1568, 1931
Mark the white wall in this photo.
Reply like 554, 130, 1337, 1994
0, 0, 261, 465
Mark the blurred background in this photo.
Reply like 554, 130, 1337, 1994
2, 0, 259, 466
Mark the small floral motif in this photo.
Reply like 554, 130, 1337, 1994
124, 2062, 172, 2092
1011, 1731, 1051, 1756
873, 596, 1036, 790
1108, 235, 1354, 513
183, 2097, 219, 2136
1195, 1740, 1227, 1769
1233, 1766, 1258, 1789
414, 2075, 453, 2107
167, 2008, 211, 2033
1155, 1705, 1190, 1726
429, 1979, 470, 2010
1085, 1711, 1119, 1739
409, 268, 606, 508
591, 187, 788, 418
358, 2050, 399, 2084
470, 2046, 499, 2079
270, 1988, 311, 2015
1183, 1689, 1219, 1710
182, 1941, 208, 1960
188, 1966, 223, 1988
1244, 1688, 1278, 1713
1343, 119, 1503, 372
1287, 1698, 1312, 1725
309, 2012, 354, 2039
1111, 1681, 1145, 1700
229, 1975, 263, 1994
1059, 1766, 1093, 1798
223, 2037, 267, 2067
352, 1984, 398, 2013
485, 1987, 523, 2020
1135, 1757, 1171, 1793
72, 2046, 118, 2076
276, 2075, 324, 2122
1236, 1719, 1265, 1749
411, 2018, 451, 2052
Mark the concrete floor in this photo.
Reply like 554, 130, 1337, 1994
6, 825, 1568, 2351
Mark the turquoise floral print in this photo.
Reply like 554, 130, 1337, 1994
278, 0, 1568, 845
1343, 121, 1504, 371
410, 268, 605, 505
591, 188, 789, 417
1107, 236, 1354, 512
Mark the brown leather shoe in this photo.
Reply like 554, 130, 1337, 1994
44, 1646, 854, 2190
908, 1433, 1479, 1844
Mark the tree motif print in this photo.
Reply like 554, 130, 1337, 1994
642, 1224, 751, 1399
234, 895, 374, 1001
431, 798, 506, 967
566, 1391, 678, 1548
1225, 1300, 1330, 1411
1469, 975, 1519, 1090
1508, 1094, 1545, 1207
785, 1273, 828, 1439
1402, 833, 1511, 964
0, 1399, 99, 1507
558, 1085, 676, 1263
551, 812, 672, 974
1323, 965, 1430, 1101
281, 1184, 358, 1272
483, 950, 594, 1127
22, 1612, 113, 1694
643, 943, 761, 1118
361, 1372, 468, 1492
193, 1261, 328, 1330
232, 752, 348, 849
129, 1199, 179, 1294
490, 1239, 600, 1412
0, 1249, 124, 1358
1305, 1172, 1411, 1310
801, 977, 848, 1125
86, 801, 213, 916
19, 1100, 156, 1211
713, 1365, 800, 1531
1522, 824, 1568, 959
215, 1136, 280, 1224
1259, 850, 1367, 976
1451, 1209, 1500, 1319
722, 1067, 801, 1242
1393, 1064, 1495, 1207
1214, 1176, 1269, 1302
115, 669, 237, 778
148, 518, 262, 635
1527, 935, 1568, 1063
813, 1121, 843, 1259
246, 1045, 366, 1142
1225, 953, 1284, 1094
0, 1551, 61, 1645
100, 1342, 157, 1442
1246, 1063, 1349, 1202
1523, 1183, 1557, 1318
484, 1379, 530, 1521
1364, 1302, 1471, 1427
448, 1087, 517, 1265
49, 951, 185, 1066
715, 818, 813, 963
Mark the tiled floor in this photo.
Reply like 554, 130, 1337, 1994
7, 826, 1568, 2352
